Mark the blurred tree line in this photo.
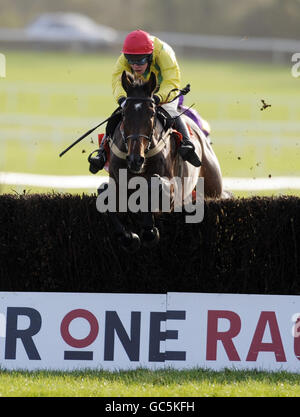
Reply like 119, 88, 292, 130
0, 0, 299, 39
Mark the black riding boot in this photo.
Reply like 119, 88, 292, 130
88, 107, 122, 174
175, 117, 201, 167
88, 136, 108, 174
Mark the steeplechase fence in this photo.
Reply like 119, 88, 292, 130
0, 193, 299, 295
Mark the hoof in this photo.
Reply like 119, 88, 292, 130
118, 232, 141, 253
141, 227, 160, 248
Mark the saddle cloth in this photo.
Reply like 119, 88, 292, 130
178, 95, 211, 137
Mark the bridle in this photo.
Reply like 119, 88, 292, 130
121, 96, 157, 154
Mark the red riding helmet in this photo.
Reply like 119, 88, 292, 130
122, 30, 154, 55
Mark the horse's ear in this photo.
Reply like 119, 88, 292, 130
145, 71, 157, 96
121, 70, 134, 93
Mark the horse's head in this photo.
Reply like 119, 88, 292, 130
121, 70, 157, 174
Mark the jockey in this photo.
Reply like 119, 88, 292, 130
89, 29, 201, 174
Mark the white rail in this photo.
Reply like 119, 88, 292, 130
1, 172, 300, 191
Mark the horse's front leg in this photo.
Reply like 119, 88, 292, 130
139, 175, 173, 248
97, 181, 141, 253
109, 212, 141, 253
140, 211, 160, 248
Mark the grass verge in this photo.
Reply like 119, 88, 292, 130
1, 368, 300, 397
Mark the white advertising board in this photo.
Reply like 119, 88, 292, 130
166, 292, 300, 372
1, 291, 300, 372
0, 292, 166, 371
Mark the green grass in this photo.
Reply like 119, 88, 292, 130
1, 368, 300, 397
0, 50, 299, 197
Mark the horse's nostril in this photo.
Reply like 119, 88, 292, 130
128, 155, 144, 169
127, 156, 144, 173
137, 156, 145, 165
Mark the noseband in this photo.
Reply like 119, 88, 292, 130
121, 96, 156, 153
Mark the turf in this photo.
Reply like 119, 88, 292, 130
1, 368, 300, 397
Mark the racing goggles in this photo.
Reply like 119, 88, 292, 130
125, 54, 151, 66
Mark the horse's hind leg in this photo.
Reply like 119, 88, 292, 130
200, 142, 234, 199
198, 134, 223, 198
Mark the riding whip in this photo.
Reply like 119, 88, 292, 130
59, 110, 122, 157
165, 83, 191, 104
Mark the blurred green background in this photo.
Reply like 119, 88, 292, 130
0, 0, 299, 197
0, 50, 299, 196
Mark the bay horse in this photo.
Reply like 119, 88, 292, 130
98, 70, 226, 252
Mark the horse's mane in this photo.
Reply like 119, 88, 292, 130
132, 74, 145, 85
129, 75, 147, 90
126, 72, 154, 96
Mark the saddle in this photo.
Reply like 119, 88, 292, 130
178, 96, 211, 137
156, 106, 175, 131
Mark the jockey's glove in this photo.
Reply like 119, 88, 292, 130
118, 97, 126, 108
153, 95, 161, 105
